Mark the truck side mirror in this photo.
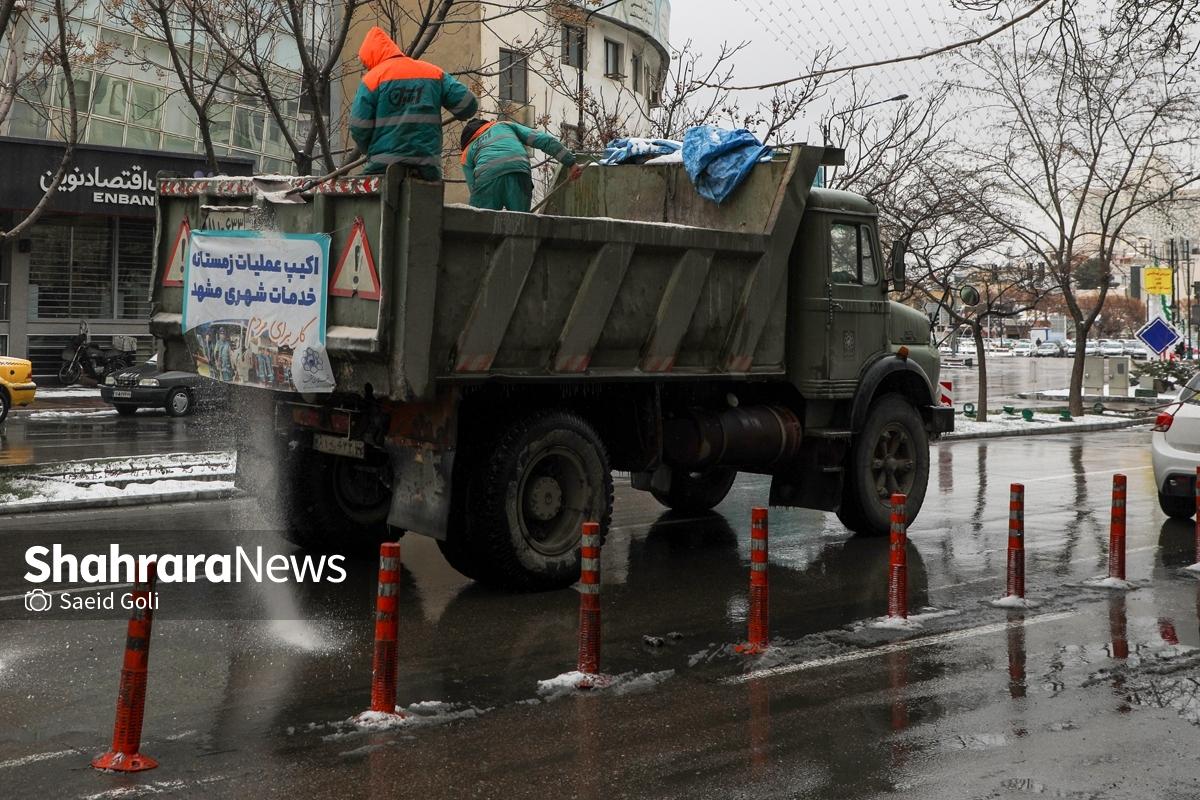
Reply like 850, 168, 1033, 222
890, 244, 906, 292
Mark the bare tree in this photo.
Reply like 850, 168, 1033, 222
0, 0, 81, 241
959, 3, 1200, 415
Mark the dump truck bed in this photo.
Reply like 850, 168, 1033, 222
151, 146, 835, 401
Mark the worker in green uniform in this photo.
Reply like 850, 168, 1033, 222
459, 118, 583, 211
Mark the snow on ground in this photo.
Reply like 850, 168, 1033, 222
29, 451, 236, 483
989, 594, 1041, 609
535, 669, 675, 700
32, 386, 102, 399
945, 411, 1144, 438
28, 409, 116, 420
853, 607, 961, 632
1081, 575, 1138, 591
339, 700, 485, 735
0, 477, 233, 506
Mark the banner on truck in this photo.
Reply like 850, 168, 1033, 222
182, 230, 336, 393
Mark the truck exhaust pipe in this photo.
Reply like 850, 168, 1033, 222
663, 405, 802, 470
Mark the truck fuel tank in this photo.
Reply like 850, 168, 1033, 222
663, 405, 802, 470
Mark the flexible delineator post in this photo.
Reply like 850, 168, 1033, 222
1007, 483, 1025, 598
577, 522, 602, 676
369, 542, 402, 715
92, 561, 159, 773
738, 507, 770, 654
1108, 474, 1127, 581
888, 494, 908, 619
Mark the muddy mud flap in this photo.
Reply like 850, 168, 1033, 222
387, 445, 454, 539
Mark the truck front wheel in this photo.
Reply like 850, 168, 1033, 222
457, 410, 613, 591
650, 468, 738, 513
837, 394, 929, 536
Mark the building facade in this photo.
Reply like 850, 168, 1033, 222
339, 0, 671, 202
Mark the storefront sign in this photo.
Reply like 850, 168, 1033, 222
0, 136, 253, 217
182, 230, 336, 393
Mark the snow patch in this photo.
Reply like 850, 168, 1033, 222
33, 386, 101, 398
1183, 562, 1200, 575
853, 607, 960, 632
0, 477, 233, 506
536, 669, 674, 700
344, 700, 482, 733
1081, 575, 1138, 591
29, 409, 117, 420
990, 595, 1041, 609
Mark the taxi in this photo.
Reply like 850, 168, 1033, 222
0, 356, 37, 423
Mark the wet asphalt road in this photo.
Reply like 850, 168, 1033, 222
3, 428, 1200, 799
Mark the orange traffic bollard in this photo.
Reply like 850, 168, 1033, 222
1108, 474, 1127, 581
736, 507, 770, 654
367, 542, 403, 716
92, 561, 159, 772
577, 522, 602, 680
888, 494, 908, 619
1007, 484, 1025, 598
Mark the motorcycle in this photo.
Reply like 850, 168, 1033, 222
58, 321, 138, 386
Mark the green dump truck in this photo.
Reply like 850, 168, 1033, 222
149, 145, 951, 590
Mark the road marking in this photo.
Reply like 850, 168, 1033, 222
0, 582, 133, 603
0, 748, 77, 770
723, 610, 1077, 685
1014, 464, 1152, 484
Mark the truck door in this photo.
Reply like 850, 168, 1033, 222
827, 220, 887, 383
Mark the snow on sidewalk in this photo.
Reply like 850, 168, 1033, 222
0, 476, 234, 506
943, 411, 1148, 439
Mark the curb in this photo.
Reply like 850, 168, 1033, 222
940, 416, 1153, 442
0, 486, 238, 516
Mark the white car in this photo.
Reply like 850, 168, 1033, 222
1012, 342, 1035, 357
1123, 340, 1150, 360
1100, 339, 1125, 357
1151, 374, 1200, 518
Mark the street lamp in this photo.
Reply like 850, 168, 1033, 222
577, 0, 623, 147
821, 93, 909, 184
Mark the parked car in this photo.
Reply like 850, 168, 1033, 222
1099, 339, 1125, 357
1123, 339, 1150, 360
1152, 374, 1200, 518
1035, 341, 1064, 357
0, 356, 36, 424
100, 355, 228, 416
1012, 341, 1035, 357
1083, 340, 1100, 356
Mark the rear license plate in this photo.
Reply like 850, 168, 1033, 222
112, 389, 132, 399
313, 432, 364, 460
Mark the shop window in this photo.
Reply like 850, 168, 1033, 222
92, 75, 128, 120
86, 118, 126, 147
125, 126, 160, 150
116, 220, 153, 320
129, 83, 162, 127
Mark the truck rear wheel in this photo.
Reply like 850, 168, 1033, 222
457, 410, 612, 591
280, 450, 396, 555
837, 393, 929, 536
650, 467, 738, 513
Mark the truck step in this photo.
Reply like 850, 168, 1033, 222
805, 429, 852, 440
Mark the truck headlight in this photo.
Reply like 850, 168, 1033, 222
104, 375, 116, 385
138, 378, 159, 387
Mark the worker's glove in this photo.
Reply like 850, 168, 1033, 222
569, 164, 585, 181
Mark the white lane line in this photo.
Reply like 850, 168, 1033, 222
1004, 464, 1152, 484
723, 610, 1077, 685
0, 582, 133, 603
0, 748, 77, 770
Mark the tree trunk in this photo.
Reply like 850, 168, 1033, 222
973, 322, 988, 423
1068, 320, 1091, 415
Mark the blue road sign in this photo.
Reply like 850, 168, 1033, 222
1136, 317, 1182, 355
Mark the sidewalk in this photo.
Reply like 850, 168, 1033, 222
942, 411, 1153, 441
10, 384, 108, 413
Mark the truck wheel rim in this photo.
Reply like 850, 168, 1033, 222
869, 423, 915, 500
518, 447, 587, 556
332, 458, 390, 519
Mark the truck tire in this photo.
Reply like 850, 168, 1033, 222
0, 388, 9, 425
1158, 491, 1195, 520
650, 468, 738, 513
837, 393, 929, 537
281, 450, 396, 555
459, 410, 612, 591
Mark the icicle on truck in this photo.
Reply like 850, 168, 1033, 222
149, 145, 951, 590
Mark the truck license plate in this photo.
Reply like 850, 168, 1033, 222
112, 389, 132, 399
313, 433, 364, 460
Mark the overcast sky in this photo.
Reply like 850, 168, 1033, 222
668, 0, 1009, 141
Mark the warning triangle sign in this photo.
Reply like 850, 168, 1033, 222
330, 217, 381, 300
161, 216, 190, 288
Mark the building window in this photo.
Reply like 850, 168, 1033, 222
561, 25, 585, 68
648, 67, 662, 107
604, 39, 623, 79
499, 48, 528, 104
631, 52, 642, 93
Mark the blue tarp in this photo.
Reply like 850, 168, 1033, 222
681, 126, 773, 204
599, 137, 681, 165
